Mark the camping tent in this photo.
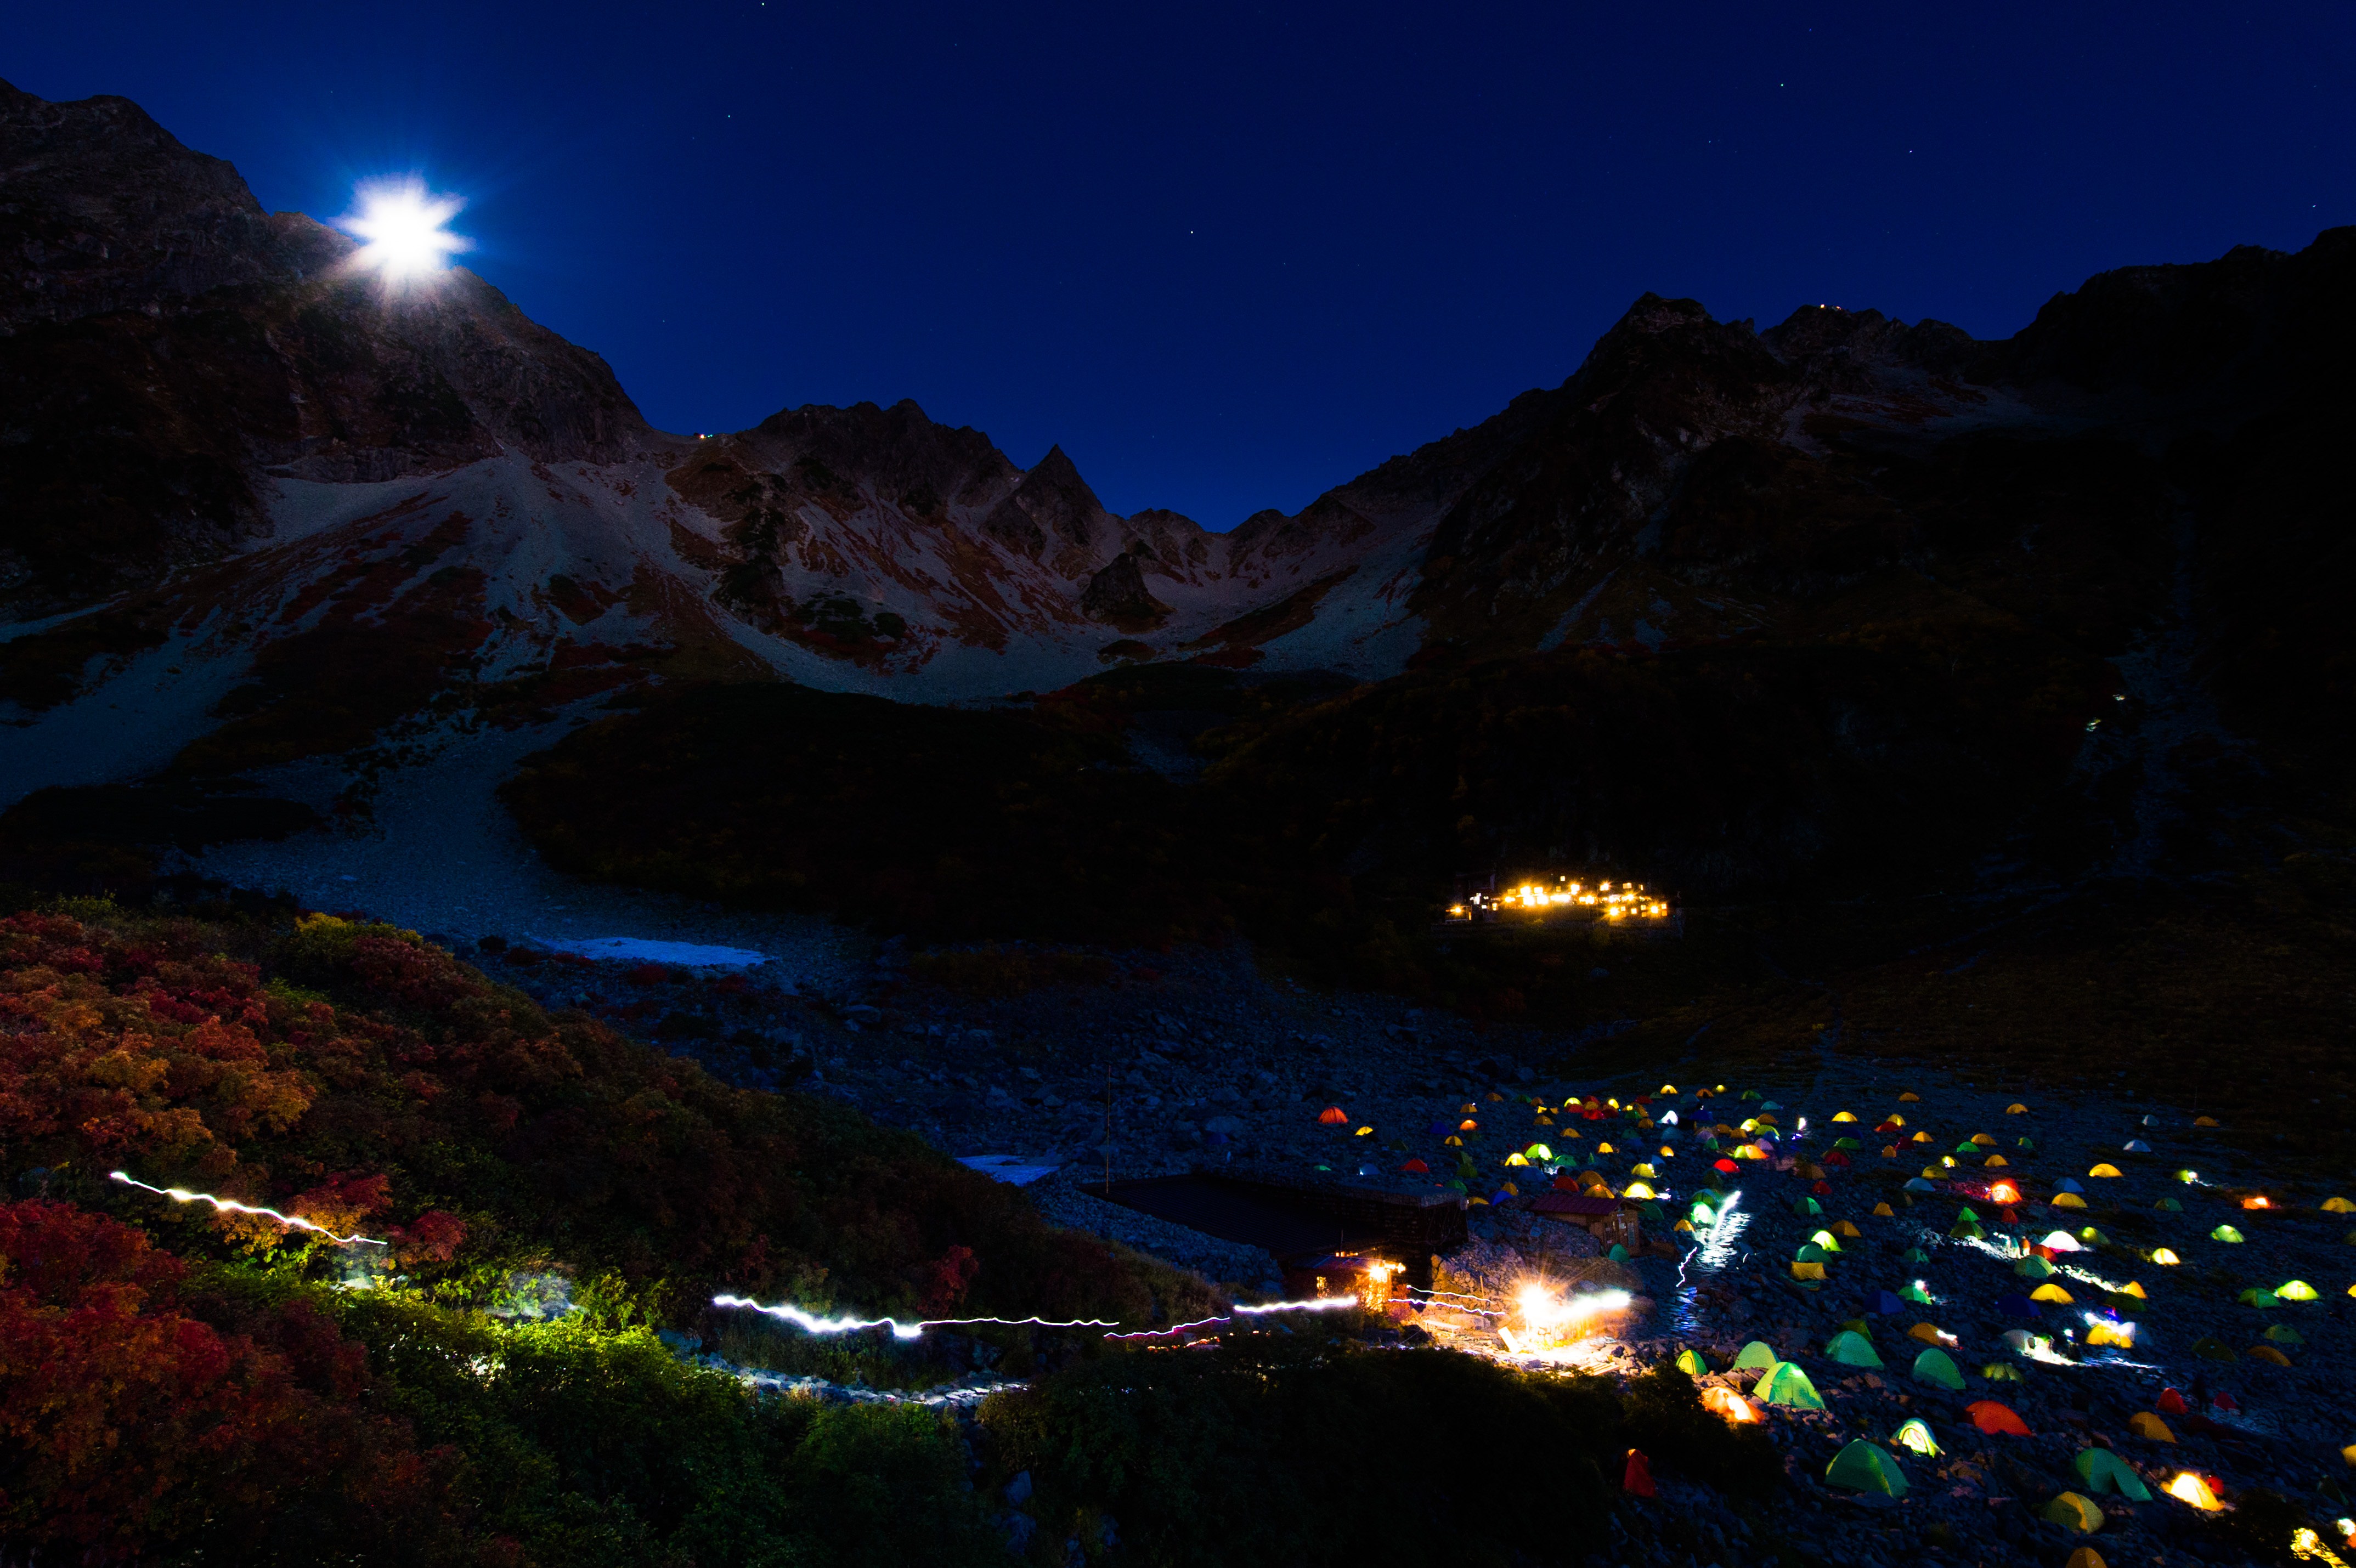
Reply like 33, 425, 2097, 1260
1966, 1401, 2032, 1436
1912, 1348, 1965, 1390
1757, 1362, 1824, 1409
1824, 1331, 1883, 1368
1824, 1440, 1907, 1496
2082, 1441, 2158, 1488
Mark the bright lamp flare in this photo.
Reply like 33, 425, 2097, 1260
345, 179, 471, 281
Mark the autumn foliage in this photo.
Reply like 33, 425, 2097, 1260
0, 907, 1207, 1561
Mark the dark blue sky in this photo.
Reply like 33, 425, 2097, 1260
14, 3, 2354, 526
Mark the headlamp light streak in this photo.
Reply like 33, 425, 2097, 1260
1400, 1284, 1507, 1316
711, 1294, 1118, 1340
1692, 1189, 1748, 1269
1104, 1297, 1362, 1341
109, 1170, 387, 1247
714, 1292, 1357, 1343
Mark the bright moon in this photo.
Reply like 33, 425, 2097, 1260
345, 179, 471, 281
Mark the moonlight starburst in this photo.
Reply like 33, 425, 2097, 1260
343, 178, 471, 282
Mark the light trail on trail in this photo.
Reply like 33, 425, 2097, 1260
714, 1293, 1361, 1343
110, 1171, 387, 1247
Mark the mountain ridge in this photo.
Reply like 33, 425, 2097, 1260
4, 77, 2352, 891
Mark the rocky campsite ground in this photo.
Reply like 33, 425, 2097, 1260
420, 917, 2356, 1568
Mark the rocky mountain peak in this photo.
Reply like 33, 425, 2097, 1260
0, 78, 345, 330
980, 441, 1119, 570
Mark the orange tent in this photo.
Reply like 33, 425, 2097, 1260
1318, 1106, 1348, 1125
1967, 1401, 2033, 1436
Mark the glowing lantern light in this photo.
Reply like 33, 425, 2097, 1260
2176, 1169, 2200, 1184
2166, 1472, 2224, 1510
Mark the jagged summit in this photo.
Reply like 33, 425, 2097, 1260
4, 77, 2352, 833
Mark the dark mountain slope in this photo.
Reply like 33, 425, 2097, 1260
0, 79, 649, 612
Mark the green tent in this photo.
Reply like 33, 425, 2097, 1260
2072, 1447, 2152, 1502
1758, 1362, 1825, 1409
1893, 1418, 1940, 1457
1675, 1349, 1710, 1375
1824, 1330, 1884, 1368
2264, 1324, 2303, 1345
2238, 1288, 2280, 1309
1981, 1362, 2025, 1382
1795, 1243, 1828, 1264
1954, 1141, 1982, 1156
2211, 1225, 2245, 1243
1732, 1340, 1780, 1372
1956, 1205, 1981, 1222
1824, 1440, 1907, 1496
2192, 1337, 2239, 1362
1950, 1220, 1985, 1239
2016, 1255, 2056, 1279
1912, 1348, 1966, 1390
1607, 1243, 1632, 1261
1834, 1136, 1863, 1150
1899, 1283, 1935, 1304
1793, 1197, 1823, 1217
2155, 1196, 2182, 1211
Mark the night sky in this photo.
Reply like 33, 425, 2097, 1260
13, 3, 2353, 526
